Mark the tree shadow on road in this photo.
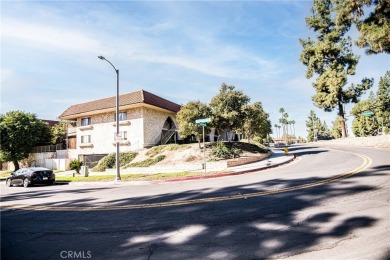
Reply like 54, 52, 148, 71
1, 166, 385, 260
287, 145, 329, 157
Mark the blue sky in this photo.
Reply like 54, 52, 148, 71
1, 1, 389, 138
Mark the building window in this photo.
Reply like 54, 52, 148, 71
81, 135, 91, 143
81, 117, 91, 126
114, 131, 127, 141
115, 112, 127, 121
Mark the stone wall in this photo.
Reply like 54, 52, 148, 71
143, 107, 178, 147
103, 161, 227, 174
315, 135, 390, 149
227, 152, 271, 167
76, 112, 110, 126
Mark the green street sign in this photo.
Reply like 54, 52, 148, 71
195, 118, 212, 124
361, 111, 374, 116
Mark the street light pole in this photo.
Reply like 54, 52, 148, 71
203, 124, 206, 174
98, 55, 121, 181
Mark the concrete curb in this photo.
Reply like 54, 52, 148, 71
150, 154, 296, 184
62, 154, 296, 186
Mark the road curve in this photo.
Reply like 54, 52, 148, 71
0, 145, 372, 210
1, 145, 389, 260
1, 147, 372, 211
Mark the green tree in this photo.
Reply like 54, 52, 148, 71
274, 124, 279, 138
210, 83, 250, 141
176, 101, 212, 144
51, 121, 68, 144
331, 116, 348, 138
306, 110, 321, 142
334, 0, 390, 54
375, 71, 390, 133
283, 113, 290, 137
300, 0, 373, 138
279, 108, 286, 138
274, 124, 282, 139
351, 71, 390, 135
290, 120, 296, 137
0, 111, 52, 170
278, 108, 292, 139
351, 93, 378, 136
240, 102, 272, 143
320, 120, 332, 137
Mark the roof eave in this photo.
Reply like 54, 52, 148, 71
59, 103, 178, 120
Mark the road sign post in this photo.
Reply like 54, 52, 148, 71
195, 118, 212, 124
195, 118, 211, 174
361, 111, 374, 116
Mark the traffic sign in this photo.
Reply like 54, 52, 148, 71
361, 111, 374, 116
195, 118, 212, 124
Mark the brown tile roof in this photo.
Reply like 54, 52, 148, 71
59, 90, 181, 119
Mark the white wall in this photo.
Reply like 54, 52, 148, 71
76, 108, 145, 155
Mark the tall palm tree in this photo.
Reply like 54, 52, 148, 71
291, 120, 296, 137
274, 124, 278, 137
283, 112, 289, 138
279, 108, 285, 138
274, 124, 279, 138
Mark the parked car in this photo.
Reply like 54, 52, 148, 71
6, 167, 55, 188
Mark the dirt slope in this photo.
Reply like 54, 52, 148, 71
135, 142, 269, 165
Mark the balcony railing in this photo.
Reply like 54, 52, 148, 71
32, 144, 66, 153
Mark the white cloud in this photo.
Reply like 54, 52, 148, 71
2, 19, 101, 53
1, 0, 388, 132
2, 9, 278, 81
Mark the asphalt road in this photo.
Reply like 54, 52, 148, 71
1, 144, 389, 260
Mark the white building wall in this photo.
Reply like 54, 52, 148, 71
67, 149, 78, 160
75, 108, 145, 155
30, 153, 70, 170
65, 106, 178, 158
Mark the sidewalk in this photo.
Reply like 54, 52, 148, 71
228, 149, 295, 174
56, 149, 295, 180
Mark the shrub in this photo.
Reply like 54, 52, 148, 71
184, 155, 198, 162
146, 144, 189, 157
165, 144, 187, 151
93, 154, 115, 172
93, 152, 138, 172
128, 155, 165, 167
69, 159, 83, 174
211, 141, 242, 159
253, 136, 264, 144
120, 152, 138, 165
146, 145, 165, 157
240, 139, 268, 151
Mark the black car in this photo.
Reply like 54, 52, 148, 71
6, 167, 55, 188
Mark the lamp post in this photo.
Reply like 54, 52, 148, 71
98, 55, 121, 181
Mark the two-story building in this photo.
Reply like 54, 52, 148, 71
59, 89, 181, 166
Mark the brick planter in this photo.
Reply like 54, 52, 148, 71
227, 152, 271, 167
